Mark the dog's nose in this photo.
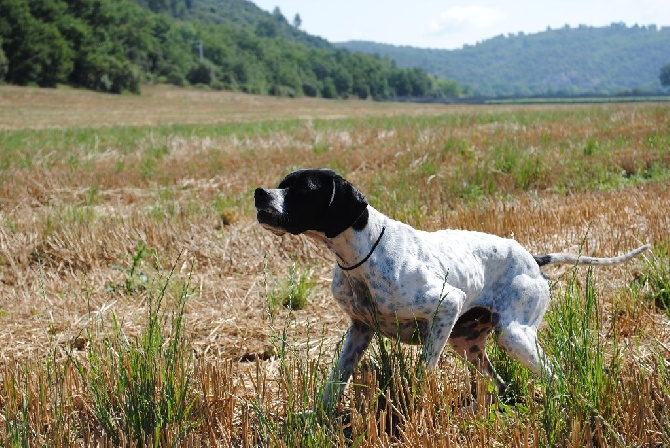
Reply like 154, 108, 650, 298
254, 188, 270, 206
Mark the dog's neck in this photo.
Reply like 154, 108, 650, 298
306, 206, 386, 271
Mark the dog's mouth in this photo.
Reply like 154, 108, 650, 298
256, 209, 287, 236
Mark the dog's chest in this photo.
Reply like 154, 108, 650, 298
334, 273, 430, 344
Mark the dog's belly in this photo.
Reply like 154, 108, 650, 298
337, 278, 430, 344
377, 318, 429, 344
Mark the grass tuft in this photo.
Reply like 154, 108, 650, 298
265, 261, 315, 314
541, 267, 625, 446
71, 256, 199, 446
637, 243, 670, 315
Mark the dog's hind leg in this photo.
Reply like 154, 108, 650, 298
497, 322, 552, 379
449, 307, 506, 396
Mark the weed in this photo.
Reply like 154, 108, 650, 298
637, 243, 670, 314
71, 256, 199, 445
141, 156, 158, 180
86, 185, 100, 206
265, 261, 315, 315
365, 332, 423, 431
2, 365, 31, 447
250, 320, 337, 446
542, 267, 624, 446
652, 347, 670, 444
583, 137, 598, 156
109, 242, 150, 294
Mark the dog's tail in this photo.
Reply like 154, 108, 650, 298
533, 244, 651, 267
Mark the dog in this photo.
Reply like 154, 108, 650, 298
254, 168, 650, 412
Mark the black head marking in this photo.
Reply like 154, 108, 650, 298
255, 169, 368, 238
323, 172, 368, 238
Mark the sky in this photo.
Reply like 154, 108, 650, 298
251, 0, 670, 50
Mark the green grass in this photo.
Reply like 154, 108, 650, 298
638, 243, 670, 315
2, 109, 669, 201
0, 252, 199, 446
71, 255, 199, 446
541, 267, 620, 445
265, 261, 316, 315
108, 242, 151, 294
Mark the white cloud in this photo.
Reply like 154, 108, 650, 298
429, 5, 507, 35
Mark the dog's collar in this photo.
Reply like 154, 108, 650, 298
337, 226, 386, 271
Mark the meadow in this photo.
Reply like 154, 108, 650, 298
0, 85, 669, 447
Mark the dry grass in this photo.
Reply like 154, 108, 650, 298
0, 85, 463, 130
0, 85, 669, 446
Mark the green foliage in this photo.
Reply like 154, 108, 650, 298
187, 60, 216, 85
109, 242, 151, 294
0, 0, 458, 98
0, 38, 8, 81
540, 268, 619, 445
340, 24, 670, 96
72, 258, 199, 445
661, 62, 670, 88
0, 0, 73, 87
636, 243, 670, 314
265, 262, 315, 315
175, 0, 331, 49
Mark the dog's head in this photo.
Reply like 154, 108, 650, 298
254, 169, 368, 238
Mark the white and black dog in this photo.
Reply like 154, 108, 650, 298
254, 168, 649, 412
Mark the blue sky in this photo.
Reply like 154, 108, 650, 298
252, 0, 670, 49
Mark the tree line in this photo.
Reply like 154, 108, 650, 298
0, 0, 462, 99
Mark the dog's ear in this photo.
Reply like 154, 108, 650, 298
324, 175, 368, 238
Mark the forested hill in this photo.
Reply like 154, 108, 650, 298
137, 0, 332, 49
0, 0, 459, 99
339, 24, 670, 96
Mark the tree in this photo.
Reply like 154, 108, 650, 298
0, 39, 8, 81
321, 77, 337, 98
272, 7, 286, 23
293, 13, 302, 29
661, 63, 670, 88
389, 70, 411, 96
187, 60, 216, 85
330, 65, 352, 96
0, 0, 73, 87
255, 19, 278, 38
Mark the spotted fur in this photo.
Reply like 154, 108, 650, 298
254, 169, 650, 412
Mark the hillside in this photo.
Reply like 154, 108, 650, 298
0, 0, 453, 99
338, 24, 670, 96
137, 0, 331, 49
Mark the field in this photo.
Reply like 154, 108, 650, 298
0, 85, 669, 447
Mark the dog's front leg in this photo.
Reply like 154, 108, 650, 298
322, 320, 373, 414
423, 290, 465, 370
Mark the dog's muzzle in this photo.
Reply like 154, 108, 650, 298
254, 188, 287, 235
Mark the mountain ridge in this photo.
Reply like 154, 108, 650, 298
337, 24, 670, 96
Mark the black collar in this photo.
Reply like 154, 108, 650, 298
337, 226, 386, 271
